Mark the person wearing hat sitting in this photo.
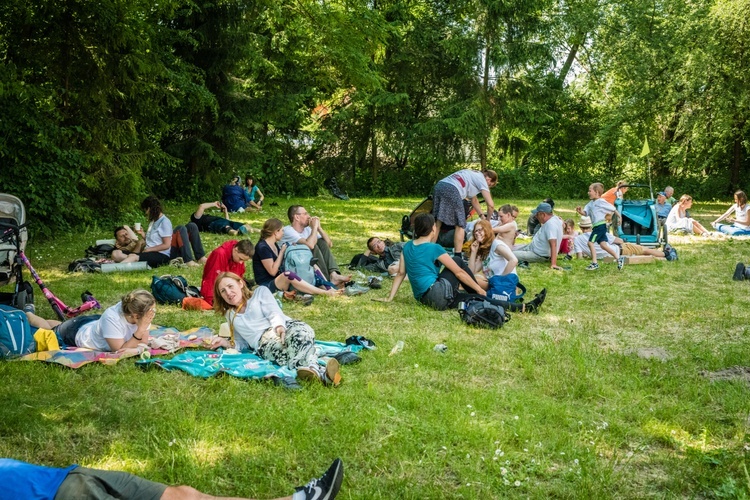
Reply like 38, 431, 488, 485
526, 198, 554, 236
513, 202, 564, 270
655, 192, 672, 221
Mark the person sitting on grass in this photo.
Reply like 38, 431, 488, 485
199, 239, 255, 306
513, 202, 564, 270
712, 190, 750, 236
254, 218, 341, 299
38, 290, 156, 352
244, 175, 265, 211
0, 456, 344, 500
280, 205, 350, 286
666, 194, 710, 236
560, 218, 578, 260
210, 272, 342, 386
574, 217, 675, 261
376, 213, 545, 313
526, 198, 554, 236
222, 175, 252, 213
191, 201, 256, 236
576, 182, 622, 271
118, 196, 207, 267
655, 191, 672, 221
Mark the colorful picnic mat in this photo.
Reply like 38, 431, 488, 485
18, 326, 214, 369
136, 341, 364, 380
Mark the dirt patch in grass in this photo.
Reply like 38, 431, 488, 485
700, 366, 750, 384
623, 347, 673, 362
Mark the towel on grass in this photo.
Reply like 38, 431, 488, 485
137, 341, 363, 380
18, 326, 214, 369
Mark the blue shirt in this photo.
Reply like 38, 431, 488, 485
655, 202, 672, 218
222, 184, 250, 212
0, 459, 77, 500
245, 185, 259, 201
402, 241, 446, 300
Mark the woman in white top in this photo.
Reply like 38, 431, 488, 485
468, 220, 524, 303
712, 190, 750, 235
666, 194, 709, 235
210, 272, 340, 386
54, 290, 156, 351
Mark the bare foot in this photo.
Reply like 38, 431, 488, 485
331, 272, 351, 286
228, 229, 238, 236
325, 288, 343, 296
186, 260, 200, 267
198, 256, 208, 265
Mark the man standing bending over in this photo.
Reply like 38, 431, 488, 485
280, 205, 350, 286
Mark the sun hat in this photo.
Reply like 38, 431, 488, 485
579, 216, 592, 228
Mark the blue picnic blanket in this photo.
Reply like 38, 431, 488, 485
136, 341, 363, 380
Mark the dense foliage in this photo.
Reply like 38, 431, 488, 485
1, 0, 748, 232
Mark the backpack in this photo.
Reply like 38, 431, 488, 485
68, 258, 102, 273
150, 275, 201, 305
0, 305, 36, 358
458, 297, 510, 329
85, 243, 115, 259
283, 245, 316, 285
487, 274, 526, 303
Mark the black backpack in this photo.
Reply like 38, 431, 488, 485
458, 297, 510, 329
151, 275, 201, 305
85, 243, 115, 259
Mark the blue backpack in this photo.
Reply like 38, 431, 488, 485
0, 305, 36, 358
283, 245, 316, 285
487, 274, 526, 303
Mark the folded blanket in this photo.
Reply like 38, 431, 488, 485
18, 326, 214, 369
137, 341, 363, 380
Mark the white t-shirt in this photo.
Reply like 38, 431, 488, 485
529, 216, 563, 257
75, 302, 141, 351
146, 215, 173, 256
280, 225, 318, 247
482, 239, 516, 278
666, 205, 692, 232
573, 232, 619, 259
226, 286, 290, 350
441, 169, 489, 199
731, 203, 750, 227
583, 199, 615, 225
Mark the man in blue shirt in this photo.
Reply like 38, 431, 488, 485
0, 457, 343, 500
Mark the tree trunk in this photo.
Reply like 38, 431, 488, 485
480, 40, 491, 169
558, 40, 580, 84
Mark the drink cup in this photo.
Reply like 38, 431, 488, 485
134, 222, 141, 231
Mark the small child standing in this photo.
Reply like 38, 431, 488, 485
576, 183, 623, 271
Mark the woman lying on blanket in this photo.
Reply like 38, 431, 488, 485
28, 290, 156, 352
210, 272, 341, 386
375, 213, 546, 312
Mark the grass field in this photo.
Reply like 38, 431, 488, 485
1, 196, 750, 498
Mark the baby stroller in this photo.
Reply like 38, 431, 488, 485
0, 194, 33, 309
614, 184, 667, 248
0, 194, 100, 320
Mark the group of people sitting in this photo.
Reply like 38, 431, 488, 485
222, 175, 265, 213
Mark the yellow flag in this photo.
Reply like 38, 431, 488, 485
639, 137, 650, 157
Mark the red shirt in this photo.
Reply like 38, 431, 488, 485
200, 240, 245, 305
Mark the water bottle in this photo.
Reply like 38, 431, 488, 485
389, 340, 404, 356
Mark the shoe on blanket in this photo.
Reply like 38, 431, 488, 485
296, 367, 320, 383
293, 458, 343, 500
324, 358, 342, 387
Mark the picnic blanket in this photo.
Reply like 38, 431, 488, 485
136, 341, 363, 380
18, 326, 214, 369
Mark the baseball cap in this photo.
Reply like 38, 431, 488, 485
657, 191, 666, 197
535, 202, 553, 214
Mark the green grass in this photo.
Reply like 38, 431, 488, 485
2, 196, 750, 498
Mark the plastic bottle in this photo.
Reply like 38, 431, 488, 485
389, 340, 404, 356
